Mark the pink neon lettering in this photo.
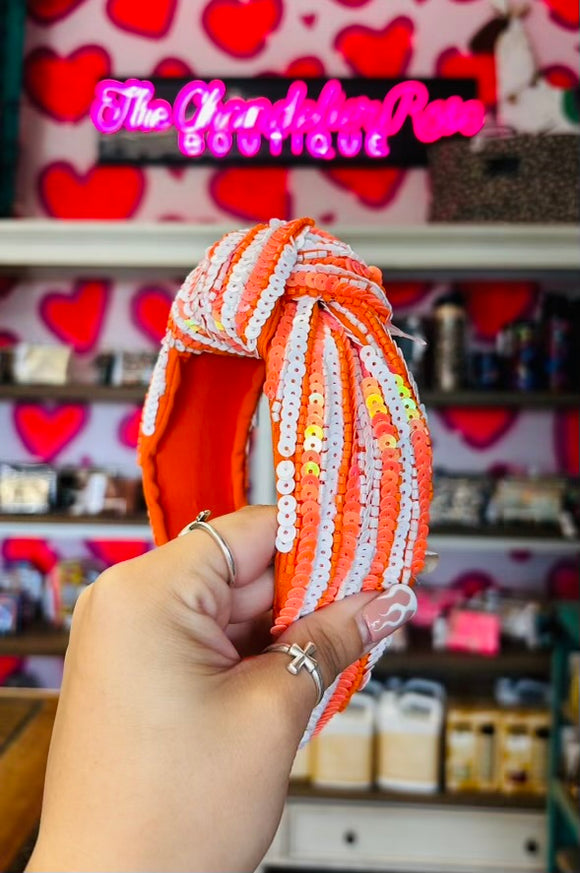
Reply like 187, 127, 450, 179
90, 78, 486, 160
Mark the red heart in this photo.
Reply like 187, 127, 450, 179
554, 410, 579, 476
131, 286, 172, 343
106, 0, 177, 38
384, 282, 431, 309
2, 539, 59, 574
285, 56, 325, 78
14, 403, 89, 462
334, 17, 414, 77
542, 64, 579, 89
28, 0, 87, 25
0, 276, 17, 301
462, 282, 537, 341
438, 408, 518, 449
548, 560, 580, 598
24, 45, 110, 123
118, 407, 143, 449
301, 13, 317, 27
210, 167, 291, 221
202, 0, 283, 58
543, 0, 579, 29
324, 167, 406, 208
40, 280, 110, 354
0, 330, 19, 346
86, 540, 151, 566
152, 57, 194, 78
332, 0, 372, 5
436, 48, 497, 108
39, 162, 145, 219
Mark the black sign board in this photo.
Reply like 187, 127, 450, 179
95, 76, 480, 168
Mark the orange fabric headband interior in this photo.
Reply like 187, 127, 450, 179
143, 350, 265, 544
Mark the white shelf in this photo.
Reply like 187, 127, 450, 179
0, 220, 578, 271
0, 518, 152, 539
0, 516, 577, 552
428, 533, 580, 554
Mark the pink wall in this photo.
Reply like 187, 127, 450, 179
16, 0, 579, 223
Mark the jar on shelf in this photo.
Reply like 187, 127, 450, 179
431, 294, 467, 392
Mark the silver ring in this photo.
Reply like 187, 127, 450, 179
264, 641, 324, 706
178, 510, 237, 587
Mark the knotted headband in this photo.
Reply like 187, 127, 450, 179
139, 217, 432, 739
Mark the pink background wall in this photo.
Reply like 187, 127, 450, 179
16, 0, 580, 223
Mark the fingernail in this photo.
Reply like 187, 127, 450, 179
356, 584, 417, 648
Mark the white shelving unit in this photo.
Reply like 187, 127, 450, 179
0, 220, 579, 273
1, 219, 575, 872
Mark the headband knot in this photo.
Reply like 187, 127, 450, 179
166, 217, 393, 363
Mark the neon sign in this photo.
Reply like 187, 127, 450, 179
92, 78, 486, 166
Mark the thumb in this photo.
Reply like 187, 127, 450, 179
262, 583, 417, 735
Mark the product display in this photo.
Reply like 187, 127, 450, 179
310, 693, 375, 789
0, 463, 57, 514
376, 679, 445, 793
446, 705, 500, 793
498, 709, 550, 795
11, 343, 71, 385
0, 558, 102, 633
0, 463, 144, 519
139, 217, 432, 738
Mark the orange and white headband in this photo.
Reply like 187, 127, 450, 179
139, 217, 432, 739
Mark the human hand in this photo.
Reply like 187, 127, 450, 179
27, 505, 417, 873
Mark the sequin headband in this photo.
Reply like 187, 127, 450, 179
139, 217, 432, 738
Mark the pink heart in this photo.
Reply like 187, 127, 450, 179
202, 0, 283, 58
118, 407, 142, 449
2, 538, 59, 573
131, 286, 173, 344
334, 17, 414, 77
152, 57, 193, 78
324, 166, 406, 208
28, 0, 87, 25
14, 404, 89, 462
86, 540, 151, 566
40, 280, 110, 353
24, 45, 111, 123
210, 167, 292, 221
39, 162, 145, 219
438, 408, 518, 450
107, 0, 178, 38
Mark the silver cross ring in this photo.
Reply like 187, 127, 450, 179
264, 641, 324, 705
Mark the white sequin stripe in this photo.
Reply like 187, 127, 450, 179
300, 674, 341, 747
141, 336, 170, 437
298, 329, 344, 617
275, 298, 317, 552
328, 300, 394, 349
193, 232, 243, 334
220, 225, 276, 340
360, 345, 418, 587
303, 229, 357, 260
336, 349, 379, 599
176, 233, 243, 339
244, 239, 300, 350
171, 307, 251, 357
365, 634, 393, 674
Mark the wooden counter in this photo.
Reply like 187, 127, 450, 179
0, 690, 58, 872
